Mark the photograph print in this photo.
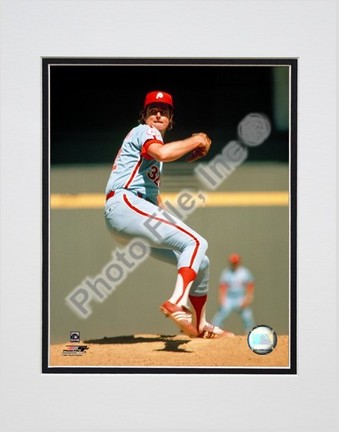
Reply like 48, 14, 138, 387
42, 58, 297, 374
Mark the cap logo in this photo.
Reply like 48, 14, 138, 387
144, 91, 173, 109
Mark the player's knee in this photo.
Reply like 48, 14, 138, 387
186, 234, 207, 255
198, 236, 208, 254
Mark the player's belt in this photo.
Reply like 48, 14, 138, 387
106, 190, 152, 203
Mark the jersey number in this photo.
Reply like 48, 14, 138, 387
147, 165, 160, 186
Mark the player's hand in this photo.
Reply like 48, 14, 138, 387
186, 133, 212, 163
241, 294, 254, 308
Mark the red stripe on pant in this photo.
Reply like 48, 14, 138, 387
123, 193, 200, 268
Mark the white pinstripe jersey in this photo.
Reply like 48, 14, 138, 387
105, 124, 164, 204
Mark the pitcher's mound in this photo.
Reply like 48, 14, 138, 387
49, 334, 289, 369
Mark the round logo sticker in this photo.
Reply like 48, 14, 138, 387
247, 325, 277, 355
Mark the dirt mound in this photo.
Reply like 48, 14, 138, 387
49, 334, 289, 369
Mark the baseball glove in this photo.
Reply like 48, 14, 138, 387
186, 133, 212, 163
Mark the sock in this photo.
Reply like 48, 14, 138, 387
169, 267, 197, 306
189, 294, 207, 332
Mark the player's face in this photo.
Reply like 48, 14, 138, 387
230, 261, 240, 270
144, 104, 172, 134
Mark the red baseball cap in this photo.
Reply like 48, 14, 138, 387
228, 253, 241, 264
144, 91, 173, 109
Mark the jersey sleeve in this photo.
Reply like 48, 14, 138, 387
244, 268, 254, 283
140, 126, 163, 160
219, 269, 230, 284
141, 138, 163, 160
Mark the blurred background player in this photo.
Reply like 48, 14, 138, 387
212, 253, 255, 334
104, 90, 234, 339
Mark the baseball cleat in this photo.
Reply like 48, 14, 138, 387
198, 323, 235, 339
160, 300, 198, 337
